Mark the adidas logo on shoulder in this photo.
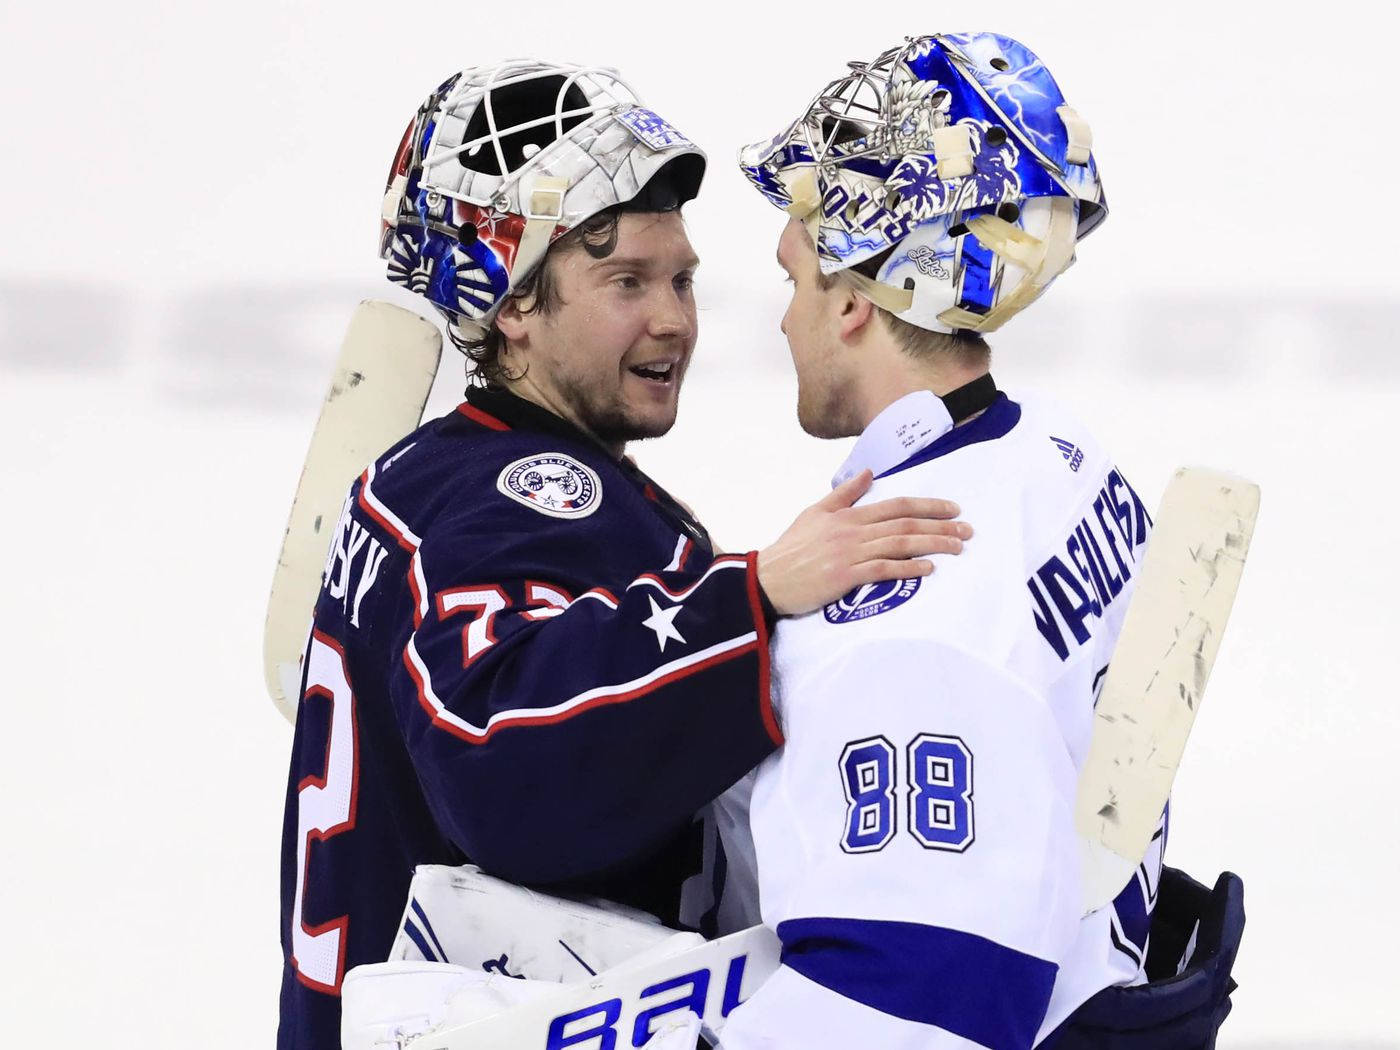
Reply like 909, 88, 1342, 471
1050, 436, 1084, 472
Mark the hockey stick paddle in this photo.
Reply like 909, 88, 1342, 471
1077, 467, 1259, 914
263, 300, 442, 723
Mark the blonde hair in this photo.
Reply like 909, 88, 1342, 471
819, 253, 991, 368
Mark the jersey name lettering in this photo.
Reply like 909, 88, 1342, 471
1027, 468, 1151, 661
322, 496, 390, 629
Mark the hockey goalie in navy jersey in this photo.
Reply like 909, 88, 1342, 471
277, 61, 972, 1050
715, 33, 1243, 1050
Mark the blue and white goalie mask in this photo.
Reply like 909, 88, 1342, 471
739, 34, 1106, 334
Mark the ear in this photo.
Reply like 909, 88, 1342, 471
835, 283, 877, 343
493, 294, 531, 346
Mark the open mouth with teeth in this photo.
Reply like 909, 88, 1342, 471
628, 362, 676, 383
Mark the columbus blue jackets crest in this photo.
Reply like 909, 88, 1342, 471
497, 454, 602, 518
823, 577, 922, 624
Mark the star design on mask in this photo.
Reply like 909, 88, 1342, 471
641, 595, 686, 652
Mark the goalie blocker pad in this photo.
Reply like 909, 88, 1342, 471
1046, 867, 1244, 1050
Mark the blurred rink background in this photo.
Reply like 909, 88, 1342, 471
1, 2, 1395, 1047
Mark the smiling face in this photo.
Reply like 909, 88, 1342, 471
497, 211, 699, 454
776, 218, 863, 439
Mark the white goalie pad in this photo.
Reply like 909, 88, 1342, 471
641, 1013, 705, 1049
344, 864, 720, 1049
389, 924, 781, 1050
341, 962, 560, 1050
387, 864, 698, 981
341, 960, 705, 1050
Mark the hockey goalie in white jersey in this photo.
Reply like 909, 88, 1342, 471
719, 33, 1226, 1049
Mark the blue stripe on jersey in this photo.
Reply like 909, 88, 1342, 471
776, 915, 1057, 1050
879, 394, 1022, 480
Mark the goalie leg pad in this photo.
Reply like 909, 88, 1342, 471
341, 961, 560, 1050
643, 1012, 704, 1048
388, 864, 691, 981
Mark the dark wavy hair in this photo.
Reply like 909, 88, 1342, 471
454, 207, 623, 387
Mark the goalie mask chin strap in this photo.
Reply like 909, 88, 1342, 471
839, 267, 914, 314
510, 174, 570, 295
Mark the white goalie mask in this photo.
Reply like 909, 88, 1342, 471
739, 33, 1107, 334
381, 60, 706, 347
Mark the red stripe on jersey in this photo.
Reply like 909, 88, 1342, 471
743, 550, 783, 747
357, 473, 417, 554
577, 586, 620, 607
456, 403, 512, 431
634, 556, 749, 601
407, 555, 426, 628
405, 643, 443, 727
404, 637, 762, 746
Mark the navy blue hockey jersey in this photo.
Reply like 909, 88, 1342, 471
277, 387, 782, 1050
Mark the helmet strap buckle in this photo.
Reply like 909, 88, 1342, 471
510, 176, 573, 302
525, 184, 566, 223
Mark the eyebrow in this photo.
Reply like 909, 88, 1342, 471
594, 254, 701, 273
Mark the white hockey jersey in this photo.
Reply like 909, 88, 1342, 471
720, 389, 1163, 1050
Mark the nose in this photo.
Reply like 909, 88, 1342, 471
650, 286, 694, 341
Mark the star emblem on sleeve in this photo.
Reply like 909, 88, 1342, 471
641, 595, 686, 652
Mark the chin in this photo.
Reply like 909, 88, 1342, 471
589, 406, 678, 446
624, 417, 677, 441
796, 398, 855, 440
799, 418, 848, 440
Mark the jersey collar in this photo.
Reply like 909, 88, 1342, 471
464, 385, 598, 448
831, 376, 1015, 487
832, 390, 957, 488
461, 385, 713, 551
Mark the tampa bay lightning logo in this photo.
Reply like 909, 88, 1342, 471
823, 578, 922, 624
497, 454, 602, 519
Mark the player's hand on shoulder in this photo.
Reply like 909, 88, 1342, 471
757, 470, 972, 616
